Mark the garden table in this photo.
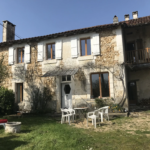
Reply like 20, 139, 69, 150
74, 107, 88, 122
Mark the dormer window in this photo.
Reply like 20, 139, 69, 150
17, 47, 24, 63
80, 38, 91, 56
46, 43, 55, 60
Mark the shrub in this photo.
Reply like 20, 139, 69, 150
109, 103, 124, 112
31, 86, 53, 114
95, 97, 125, 113
95, 98, 114, 108
0, 87, 15, 115
95, 98, 106, 108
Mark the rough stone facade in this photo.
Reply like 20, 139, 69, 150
0, 27, 128, 112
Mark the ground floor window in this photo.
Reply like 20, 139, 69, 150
91, 73, 109, 98
17, 83, 23, 103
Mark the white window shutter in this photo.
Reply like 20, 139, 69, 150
56, 40, 62, 59
91, 34, 100, 55
71, 38, 78, 58
37, 43, 43, 61
8, 47, 14, 65
25, 45, 30, 63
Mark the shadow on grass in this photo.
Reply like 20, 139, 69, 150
20, 130, 31, 133
0, 135, 28, 150
135, 130, 150, 134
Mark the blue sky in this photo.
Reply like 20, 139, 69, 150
0, 0, 149, 42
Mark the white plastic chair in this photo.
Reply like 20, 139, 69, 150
98, 108, 104, 122
100, 106, 109, 121
67, 109, 75, 123
61, 109, 75, 125
87, 110, 100, 128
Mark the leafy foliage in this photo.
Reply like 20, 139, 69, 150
31, 86, 53, 113
0, 55, 9, 86
95, 98, 124, 112
0, 87, 15, 115
95, 98, 106, 108
109, 103, 124, 112
95, 98, 114, 108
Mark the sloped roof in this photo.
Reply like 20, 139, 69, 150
42, 68, 78, 77
0, 15, 150, 47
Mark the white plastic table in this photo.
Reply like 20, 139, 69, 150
74, 107, 88, 121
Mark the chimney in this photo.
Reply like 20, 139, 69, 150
113, 15, 119, 24
2, 20, 15, 42
124, 14, 130, 21
132, 11, 138, 19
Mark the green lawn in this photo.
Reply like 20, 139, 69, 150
0, 115, 150, 150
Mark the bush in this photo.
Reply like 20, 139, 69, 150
31, 86, 53, 114
95, 98, 114, 108
0, 87, 15, 115
109, 104, 124, 112
95, 97, 124, 113
95, 98, 106, 108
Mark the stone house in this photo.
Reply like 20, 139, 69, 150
0, 11, 150, 112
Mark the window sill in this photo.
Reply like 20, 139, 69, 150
15, 63, 25, 67
78, 55, 94, 61
44, 59, 57, 64
90, 97, 110, 100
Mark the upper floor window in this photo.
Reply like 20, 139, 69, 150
46, 43, 55, 60
80, 38, 91, 56
91, 72, 109, 98
17, 47, 24, 63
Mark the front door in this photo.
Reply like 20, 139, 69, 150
128, 81, 137, 104
62, 83, 72, 109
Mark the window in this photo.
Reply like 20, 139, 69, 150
17, 83, 23, 102
62, 75, 71, 81
46, 43, 55, 60
91, 73, 109, 98
17, 48, 24, 63
80, 38, 91, 56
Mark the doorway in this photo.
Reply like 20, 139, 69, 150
16, 83, 23, 103
128, 81, 137, 104
61, 83, 72, 109
126, 41, 136, 63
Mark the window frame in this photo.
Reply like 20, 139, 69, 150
90, 72, 110, 98
17, 47, 24, 64
46, 43, 55, 60
80, 37, 91, 56
61, 75, 71, 82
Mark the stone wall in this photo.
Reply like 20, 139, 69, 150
0, 27, 128, 112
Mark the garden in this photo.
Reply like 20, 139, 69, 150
0, 111, 150, 150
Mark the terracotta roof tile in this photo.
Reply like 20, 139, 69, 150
0, 15, 150, 47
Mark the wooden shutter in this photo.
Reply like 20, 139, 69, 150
91, 34, 100, 55
8, 47, 14, 65
37, 43, 43, 61
56, 40, 62, 59
25, 45, 30, 63
71, 38, 78, 58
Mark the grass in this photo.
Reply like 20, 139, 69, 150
0, 116, 150, 150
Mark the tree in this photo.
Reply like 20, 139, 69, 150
0, 55, 9, 86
